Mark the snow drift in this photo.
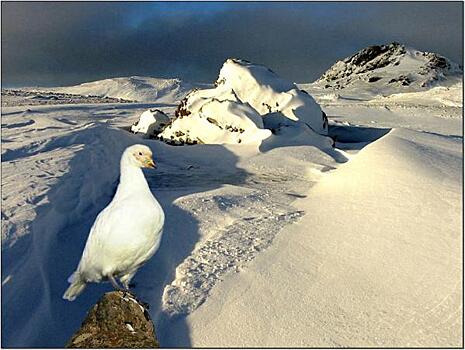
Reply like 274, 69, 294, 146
152, 59, 328, 145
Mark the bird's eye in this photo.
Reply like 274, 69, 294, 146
139, 152, 142, 156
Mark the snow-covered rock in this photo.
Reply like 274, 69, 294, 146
159, 99, 272, 145
41, 76, 204, 103
131, 109, 171, 136
216, 59, 327, 133
158, 58, 328, 146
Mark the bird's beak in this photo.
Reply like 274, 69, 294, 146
145, 158, 156, 169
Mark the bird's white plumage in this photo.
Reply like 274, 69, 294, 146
63, 144, 164, 301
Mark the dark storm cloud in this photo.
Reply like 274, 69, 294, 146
1, 2, 463, 87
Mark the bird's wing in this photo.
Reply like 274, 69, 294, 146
78, 202, 133, 271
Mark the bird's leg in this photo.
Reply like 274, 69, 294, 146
120, 270, 136, 291
108, 273, 124, 291
109, 273, 136, 301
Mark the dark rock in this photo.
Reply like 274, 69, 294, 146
367, 76, 382, 83
206, 117, 220, 127
388, 75, 411, 86
66, 291, 159, 348
175, 97, 191, 118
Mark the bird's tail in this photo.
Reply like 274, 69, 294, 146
63, 271, 86, 301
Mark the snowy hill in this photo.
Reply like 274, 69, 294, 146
42, 76, 205, 103
303, 42, 462, 101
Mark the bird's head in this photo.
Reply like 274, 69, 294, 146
125, 144, 156, 169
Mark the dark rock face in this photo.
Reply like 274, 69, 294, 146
345, 42, 405, 70
422, 52, 451, 73
66, 291, 159, 348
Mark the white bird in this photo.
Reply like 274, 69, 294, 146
63, 144, 165, 301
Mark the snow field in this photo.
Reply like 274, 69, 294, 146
1, 47, 462, 347
179, 128, 462, 347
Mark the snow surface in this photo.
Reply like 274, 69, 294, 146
180, 128, 462, 347
1, 46, 463, 348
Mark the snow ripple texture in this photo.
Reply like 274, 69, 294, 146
162, 179, 306, 317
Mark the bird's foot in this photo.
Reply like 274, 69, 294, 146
121, 289, 150, 309
121, 289, 134, 299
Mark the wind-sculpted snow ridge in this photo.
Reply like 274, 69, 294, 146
37, 76, 205, 103
162, 188, 304, 316
309, 42, 462, 97
156, 58, 329, 146
158, 142, 342, 318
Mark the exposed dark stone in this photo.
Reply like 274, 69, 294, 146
428, 55, 449, 69
388, 75, 411, 86
206, 117, 220, 127
175, 97, 191, 118
66, 291, 159, 348
367, 76, 382, 83
322, 111, 328, 130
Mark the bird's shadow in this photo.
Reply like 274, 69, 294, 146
2, 125, 134, 347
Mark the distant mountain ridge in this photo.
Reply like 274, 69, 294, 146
38, 76, 209, 103
313, 42, 462, 92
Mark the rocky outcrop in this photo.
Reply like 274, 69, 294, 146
319, 42, 406, 83
147, 58, 329, 146
316, 42, 462, 90
66, 291, 159, 348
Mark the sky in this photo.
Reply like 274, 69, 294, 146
1, 1, 463, 87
